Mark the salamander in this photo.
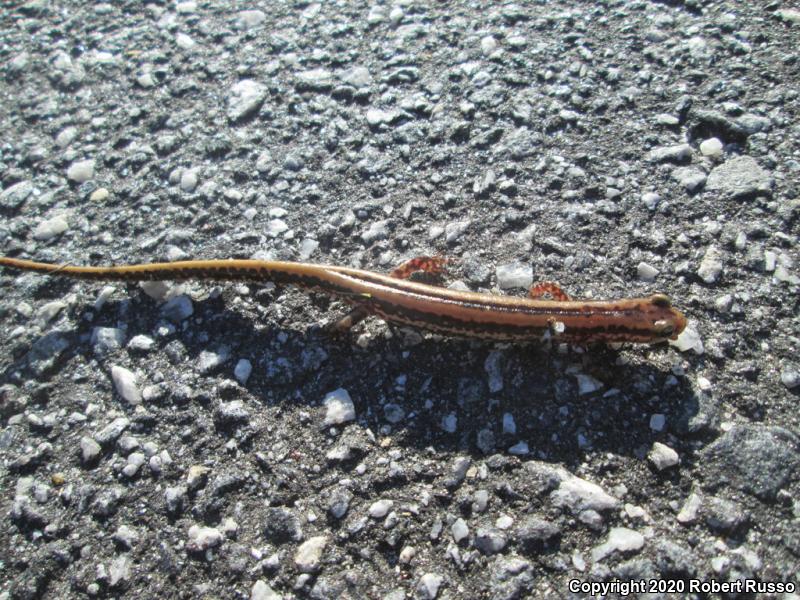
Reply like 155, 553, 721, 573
0, 256, 687, 344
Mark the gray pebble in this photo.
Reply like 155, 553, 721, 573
0, 180, 34, 210
671, 167, 707, 193
383, 403, 405, 423
701, 424, 799, 500
80, 436, 102, 463
264, 507, 303, 543
160, 295, 194, 322
95, 417, 130, 445
706, 156, 772, 198
646, 143, 691, 163
327, 487, 352, 520
416, 573, 444, 600
474, 527, 507, 554
196, 346, 231, 374
91, 327, 125, 356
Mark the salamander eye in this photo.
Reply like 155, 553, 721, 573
653, 319, 674, 337
650, 294, 672, 308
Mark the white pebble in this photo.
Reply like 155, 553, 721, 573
591, 527, 645, 562
111, 366, 141, 404
648, 442, 680, 471
67, 159, 95, 182
323, 388, 355, 426
186, 525, 223, 552
368, 499, 393, 518
294, 536, 327, 573
699, 137, 723, 158
495, 262, 533, 289
637, 262, 659, 282
697, 245, 723, 284
33, 215, 69, 240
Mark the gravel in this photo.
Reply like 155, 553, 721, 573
1, 1, 798, 598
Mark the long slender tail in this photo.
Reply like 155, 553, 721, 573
0, 257, 311, 284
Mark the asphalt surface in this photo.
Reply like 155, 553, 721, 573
1, 1, 799, 599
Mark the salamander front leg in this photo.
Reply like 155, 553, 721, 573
528, 281, 571, 301
390, 255, 450, 281
328, 256, 450, 334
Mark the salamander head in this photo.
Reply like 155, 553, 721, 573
647, 294, 687, 341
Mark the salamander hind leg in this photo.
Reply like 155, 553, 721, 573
327, 306, 370, 334
528, 281, 571, 301
390, 256, 450, 281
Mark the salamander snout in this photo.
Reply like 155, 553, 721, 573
649, 294, 687, 340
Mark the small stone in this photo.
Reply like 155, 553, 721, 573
90, 188, 109, 202
399, 545, 416, 564
575, 373, 603, 395
441, 413, 457, 433
671, 322, 704, 354
699, 137, 724, 158
266, 219, 289, 237
228, 79, 266, 122
33, 215, 69, 240
366, 109, 399, 126
502, 413, 516, 435
67, 159, 95, 183
327, 487, 352, 520
451, 518, 469, 543
360, 219, 390, 243
112, 525, 139, 549
264, 507, 303, 543
383, 403, 405, 423
92, 327, 126, 356
180, 170, 198, 192
368, 499, 393, 518
416, 573, 444, 600
95, 417, 130, 445
323, 388, 355, 426
508, 441, 529, 455
234, 359, 252, 384
550, 472, 619, 513
679, 493, 702, 525
637, 262, 659, 282
0, 180, 34, 209
295, 69, 334, 91
648, 442, 680, 471
649, 414, 666, 431
591, 527, 645, 562
641, 191, 661, 211
186, 525, 223, 552
251, 580, 281, 600
108, 556, 131, 587
161, 295, 193, 322
706, 156, 772, 198
697, 245, 723, 284
294, 536, 327, 573
236, 10, 266, 30
474, 527, 507, 554
671, 167, 707, 193
196, 346, 230, 374
80, 436, 102, 463
781, 368, 800, 389
110, 366, 141, 404
646, 144, 691, 163
496, 262, 533, 289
